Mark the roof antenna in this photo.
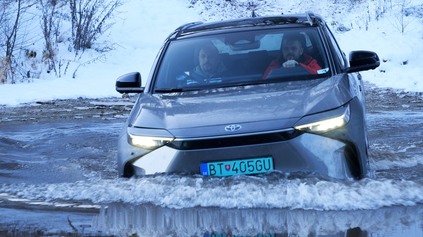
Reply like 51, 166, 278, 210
306, 11, 315, 26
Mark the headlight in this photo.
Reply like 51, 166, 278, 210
294, 105, 350, 133
127, 127, 174, 150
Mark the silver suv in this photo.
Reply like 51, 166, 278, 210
115, 12, 380, 179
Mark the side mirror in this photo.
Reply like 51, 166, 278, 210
115, 72, 144, 94
347, 50, 380, 73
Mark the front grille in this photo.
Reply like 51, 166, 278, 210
168, 130, 302, 150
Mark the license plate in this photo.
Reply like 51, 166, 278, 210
200, 157, 274, 177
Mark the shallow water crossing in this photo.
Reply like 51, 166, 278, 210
0, 89, 422, 236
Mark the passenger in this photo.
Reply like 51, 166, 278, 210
189, 42, 226, 82
262, 33, 321, 79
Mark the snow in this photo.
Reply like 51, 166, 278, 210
1, 0, 422, 106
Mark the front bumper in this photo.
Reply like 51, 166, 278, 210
121, 132, 359, 180
118, 98, 368, 180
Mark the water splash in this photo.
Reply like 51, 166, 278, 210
1, 174, 422, 210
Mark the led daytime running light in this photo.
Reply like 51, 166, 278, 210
295, 106, 350, 133
128, 134, 174, 150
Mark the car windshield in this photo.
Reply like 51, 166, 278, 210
154, 28, 330, 93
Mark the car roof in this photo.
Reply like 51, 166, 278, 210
171, 12, 325, 39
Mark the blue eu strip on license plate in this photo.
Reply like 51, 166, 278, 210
200, 157, 274, 177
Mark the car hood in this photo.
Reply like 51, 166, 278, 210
131, 76, 352, 138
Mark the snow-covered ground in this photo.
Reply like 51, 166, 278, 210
1, 0, 422, 106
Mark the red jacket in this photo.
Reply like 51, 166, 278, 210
262, 54, 321, 79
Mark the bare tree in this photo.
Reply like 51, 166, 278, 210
1, 0, 122, 83
395, 0, 413, 34
0, 0, 22, 84
383, 0, 414, 34
0, 2, 6, 83
39, 0, 67, 77
69, 0, 122, 53
0, 0, 36, 84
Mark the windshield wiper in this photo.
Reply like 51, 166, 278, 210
229, 80, 269, 87
154, 87, 208, 93
154, 88, 185, 93
154, 81, 268, 93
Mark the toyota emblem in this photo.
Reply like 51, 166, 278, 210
224, 124, 242, 132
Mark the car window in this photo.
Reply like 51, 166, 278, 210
154, 28, 330, 92
324, 25, 347, 68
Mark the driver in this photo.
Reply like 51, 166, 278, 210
262, 33, 321, 79
190, 42, 226, 81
